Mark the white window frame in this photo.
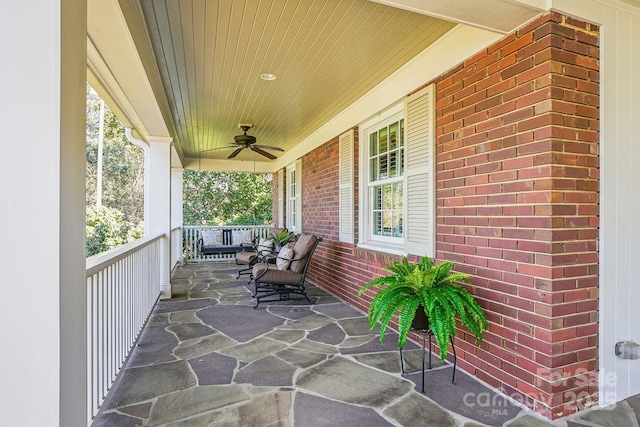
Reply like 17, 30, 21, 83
277, 169, 284, 228
286, 162, 297, 232
358, 103, 405, 255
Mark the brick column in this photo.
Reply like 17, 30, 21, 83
434, 12, 599, 419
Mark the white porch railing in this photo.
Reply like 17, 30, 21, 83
183, 225, 272, 262
86, 233, 164, 422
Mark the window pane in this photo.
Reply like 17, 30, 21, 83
379, 155, 388, 180
370, 133, 378, 156
389, 122, 398, 150
373, 211, 382, 236
379, 127, 388, 153
393, 182, 403, 209
382, 211, 392, 236
370, 158, 378, 181
383, 184, 392, 210
389, 150, 397, 178
399, 119, 404, 147
392, 212, 403, 237
399, 147, 405, 175
374, 186, 382, 210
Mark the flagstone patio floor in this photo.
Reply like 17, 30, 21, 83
95, 262, 640, 426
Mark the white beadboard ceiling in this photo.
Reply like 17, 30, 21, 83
138, 0, 455, 163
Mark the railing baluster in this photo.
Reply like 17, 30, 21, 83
86, 234, 163, 423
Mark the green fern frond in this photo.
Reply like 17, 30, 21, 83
397, 296, 421, 348
359, 255, 487, 356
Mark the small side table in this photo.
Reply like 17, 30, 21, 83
399, 330, 456, 393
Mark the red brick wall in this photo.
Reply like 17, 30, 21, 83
283, 12, 599, 420
433, 13, 599, 419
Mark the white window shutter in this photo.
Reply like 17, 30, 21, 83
404, 84, 435, 258
339, 129, 354, 243
277, 169, 284, 228
295, 159, 302, 232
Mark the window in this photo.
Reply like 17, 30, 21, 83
358, 84, 435, 257
287, 164, 297, 231
285, 160, 302, 232
277, 170, 284, 228
369, 116, 404, 241
359, 105, 405, 252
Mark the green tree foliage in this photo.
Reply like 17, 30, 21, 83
183, 170, 273, 225
86, 85, 144, 226
86, 84, 145, 256
86, 206, 144, 257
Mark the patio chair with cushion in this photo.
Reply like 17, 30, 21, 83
251, 233, 323, 308
235, 235, 276, 282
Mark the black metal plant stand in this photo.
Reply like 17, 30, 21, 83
399, 330, 457, 393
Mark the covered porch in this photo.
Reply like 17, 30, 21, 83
4, 0, 640, 426
94, 262, 639, 427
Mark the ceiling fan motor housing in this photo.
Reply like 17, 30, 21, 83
234, 133, 256, 145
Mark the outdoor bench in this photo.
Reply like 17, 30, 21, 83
199, 228, 253, 255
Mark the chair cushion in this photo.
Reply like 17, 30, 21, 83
276, 246, 294, 271
252, 263, 303, 285
290, 234, 317, 273
236, 251, 257, 265
202, 230, 223, 246
231, 229, 253, 246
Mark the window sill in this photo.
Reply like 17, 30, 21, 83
356, 242, 406, 257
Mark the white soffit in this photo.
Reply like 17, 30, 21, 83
369, 0, 547, 34
87, 0, 170, 141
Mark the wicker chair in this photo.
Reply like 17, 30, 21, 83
251, 234, 322, 308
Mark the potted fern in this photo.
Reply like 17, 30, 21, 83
270, 228, 295, 251
358, 256, 488, 360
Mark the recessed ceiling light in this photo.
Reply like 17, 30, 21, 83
261, 73, 276, 81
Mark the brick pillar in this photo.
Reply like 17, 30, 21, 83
435, 12, 599, 419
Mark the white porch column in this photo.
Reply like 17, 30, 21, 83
0, 0, 87, 425
171, 167, 184, 266
148, 137, 173, 298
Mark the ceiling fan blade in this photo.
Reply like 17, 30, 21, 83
253, 144, 284, 152
201, 145, 237, 153
251, 146, 277, 160
228, 147, 244, 159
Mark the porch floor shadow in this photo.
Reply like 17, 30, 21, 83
95, 262, 640, 427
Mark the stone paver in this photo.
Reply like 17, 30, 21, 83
102, 360, 196, 410
276, 347, 329, 368
307, 322, 346, 345
234, 355, 298, 386
127, 325, 178, 367
295, 356, 413, 407
312, 302, 364, 320
407, 367, 522, 426
384, 392, 458, 426
505, 414, 557, 426
571, 401, 638, 427
146, 384, 248, 426
219, 337, 288, 363
95, 262, 639, 427
197, 304, 286, 342
294, 392, 393, 426
173, 332, 236, 360
166, 322, 216, 341
188, 352, 237, 385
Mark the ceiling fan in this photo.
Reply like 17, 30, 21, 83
205, 124, 284, 160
